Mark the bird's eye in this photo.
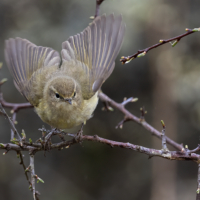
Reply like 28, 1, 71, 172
55, 93, 60, 98
73, 92, 76, 98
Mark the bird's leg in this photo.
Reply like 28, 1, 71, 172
75, 123, 84, 142
44, 127, 56, 150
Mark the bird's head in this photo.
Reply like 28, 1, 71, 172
44, 76, 82, 108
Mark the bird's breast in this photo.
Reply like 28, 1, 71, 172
36, 93, 98, 129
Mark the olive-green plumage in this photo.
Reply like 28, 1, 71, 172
4, 14, 125, 129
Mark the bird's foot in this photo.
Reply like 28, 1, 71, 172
44, 128, 57, 150
75, 123, 84, 142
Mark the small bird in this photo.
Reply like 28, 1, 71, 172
4, 14, 125, 129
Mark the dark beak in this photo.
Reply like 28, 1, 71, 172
65, 99, 72, 105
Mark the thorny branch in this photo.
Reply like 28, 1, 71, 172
120, 27, 200, 64
1, 129, 200, 163
98, 92, 183, 151
18, 152, 40, 199
29, 155, 38, 200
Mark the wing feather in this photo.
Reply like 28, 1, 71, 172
4, 37, 61, 104
61, 14, 125, 99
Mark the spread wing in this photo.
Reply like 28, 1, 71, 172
4, 38, 61, 105
61, 14, 125, 99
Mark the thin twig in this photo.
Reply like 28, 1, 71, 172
120, 28, 200, 64
188, 145, 200, 154
121, 96, 138, 106
95, 0, 105, 18
30, 155, 36, 200
0, 93, 33, 112
11, 112, 17, 140
115, 117, 131, 129
161, 120, 168, 152
0, 103, 21, 141
197, 163, 200, 200
19, 151, 40, 199
140, 106, 147, 121
29, 155, 41, 200
18, 151, 30, 185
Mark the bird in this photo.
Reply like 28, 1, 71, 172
4, 14, 125, 130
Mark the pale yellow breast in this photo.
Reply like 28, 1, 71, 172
35, 92, 98, 129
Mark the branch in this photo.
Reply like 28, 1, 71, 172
28, 154, 42, 200
1, 132, 200, 163
0, 103, 22, 141
18, 151, 41, 199
30, 155, 37, 200
82, 135, 200, 162
18, 151, 30, 185
0, 93, 32, 112
197, 164, 200, 200
161, 120, 168, 152
120, 27, 200, 64
94, 0, 105, 18
98, 92, 183, 151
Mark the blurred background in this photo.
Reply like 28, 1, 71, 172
0, 0, 200, 199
